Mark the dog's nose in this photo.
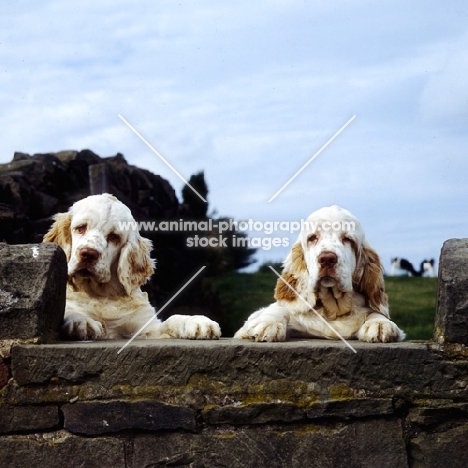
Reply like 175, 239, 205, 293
318, 252, 337, 268
79, 248, 100, 264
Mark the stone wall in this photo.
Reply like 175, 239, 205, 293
0, 240, 467, 467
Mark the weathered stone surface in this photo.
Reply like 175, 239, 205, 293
62, 400, 196, 435
132, 418, 408, 468
0, 243, 66, 341
410, 423, 468, 468
0, 405, 59, 434
0, 430, 126, 468
0, 359, 8, 388
202, 402, 305, 425
0, 150, 179, 242
305, 398, 394, 419
202, 399, 395, 425
435, 238, 468, 345
10, 340, 468, 402
408, 401, 468, 426
88, 163, 109, 195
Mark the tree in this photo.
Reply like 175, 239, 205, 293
181, 172, 256, 272
182, 171, 208, 218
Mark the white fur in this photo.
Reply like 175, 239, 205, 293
44, 194, 221, 341
235, 205, 405, 343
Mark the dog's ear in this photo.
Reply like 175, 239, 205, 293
354, 244, 389, 317
43, 212, 72, 261
117, 234, 155, 295
274, 240, 314, 313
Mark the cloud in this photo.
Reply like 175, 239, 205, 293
419, 32, 468, 128
1, 0, 468, 269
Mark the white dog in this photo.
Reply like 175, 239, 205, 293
44, 193, 221, 341
235, 205, 405, 343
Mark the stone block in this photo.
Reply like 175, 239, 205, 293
132, 419, 408, 468
305, 398, 394, 419
0, 430, 126, 468
202, 399, 395, 425
202, 402, 305, 425
0, 243, 66, 341
8, 339, 426, 388
62, 400, 196, 435
410, 423, 468, 468
88, 163, 109, 195
409, 402, 468, 426
435, 238, 468, 345
0, 405, 59, 434
12, 340, 467, 402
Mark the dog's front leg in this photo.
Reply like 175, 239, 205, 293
234, 303, 290, 342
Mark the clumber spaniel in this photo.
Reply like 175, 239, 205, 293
235, 205, 405, 343
43, 193, 221, 341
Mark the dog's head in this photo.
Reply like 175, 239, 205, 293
275, 205, 388, 316
43, 193, 154, 295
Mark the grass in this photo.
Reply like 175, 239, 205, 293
212, 270, 438, 341
384, 276, 438, 340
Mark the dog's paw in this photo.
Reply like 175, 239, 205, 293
162, 315, 221, 340
62, 314, 104, 340
357, 318, 405, 343
234, 320, 287, 342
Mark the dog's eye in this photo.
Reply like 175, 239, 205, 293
342, 235, 354, 245
76, 224, 87, 235
107, 232, 121, 244
308, 234, 319, 243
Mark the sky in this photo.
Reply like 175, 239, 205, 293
1, 0, 467, 272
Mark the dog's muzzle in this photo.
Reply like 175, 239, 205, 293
73, 247, 100, 278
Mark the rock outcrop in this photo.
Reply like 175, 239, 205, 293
0, 150, 179, 244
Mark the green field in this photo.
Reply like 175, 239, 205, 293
384, 276, 438, 340
212, 270, 438, 340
